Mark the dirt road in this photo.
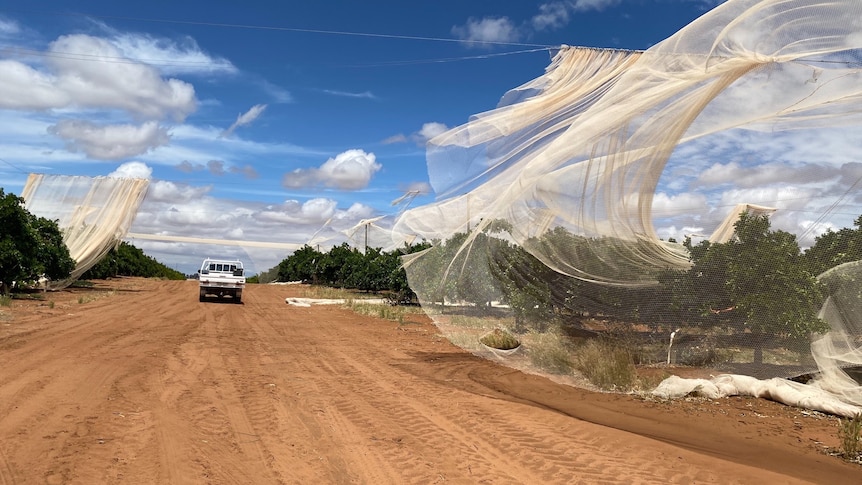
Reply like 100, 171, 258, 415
0, 278, 856, 484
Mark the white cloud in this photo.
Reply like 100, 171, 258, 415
382, 134, 408, 145
109, 161, 152, 179
321, 89, 376, 99
416, 122, 449, 143
0, 34, 197, 121
452, 17, 520, 47
221, 104, 267, 138
532, 2, 571, 31
283, 149, 381, 190
147, 179, 211, 202
385, 122, 450, 147
0, 17, 20, 36
258, 80, 293, 103
110, 33, 237, 75
569, 0, 622, 12
256, 198, 338, 225
48, 120, 170, 160
651, 192, 708, 216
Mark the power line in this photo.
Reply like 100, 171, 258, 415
5, 9, 556, 49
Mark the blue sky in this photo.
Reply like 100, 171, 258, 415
4, 0, 860, 274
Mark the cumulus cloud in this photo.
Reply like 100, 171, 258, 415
109, 161, 152, 179
532, 2, 571, 30
452, 17, 520, 47
147, 179, 212, 202
0, 34, 197, 121
455, 1, 623, 45
651, 192, 708, 216
283, 149, 381, 190
48, 120, 170, 160
385, 122, 449, 146
220, 104, 267, 138
256, 198, 338, 225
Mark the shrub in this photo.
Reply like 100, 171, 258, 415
479, 329, 521, 350
574, 339, 637, 391
839, 413, 862, 460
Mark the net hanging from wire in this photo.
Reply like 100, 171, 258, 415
394, 0, 862, 414
22, 173, 150, 287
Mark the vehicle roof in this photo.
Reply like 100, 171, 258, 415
201, 258, 244, 265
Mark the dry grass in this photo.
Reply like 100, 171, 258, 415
839, 413, 862, 461
479, 329, 521, 350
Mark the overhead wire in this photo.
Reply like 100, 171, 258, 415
3, 8, 557, 49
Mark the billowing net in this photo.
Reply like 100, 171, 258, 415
22, 173, 150, 286
394, 0, 862, 414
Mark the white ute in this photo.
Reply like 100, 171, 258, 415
198, 258, 246, 303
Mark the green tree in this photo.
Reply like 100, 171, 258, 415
0, 189, 75, 292
803, 215, 862, 276
277, 245, 323, 283
677, 212, 828, 364
81, 242, 184, 280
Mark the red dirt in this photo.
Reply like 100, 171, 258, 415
0, 277, 857, 484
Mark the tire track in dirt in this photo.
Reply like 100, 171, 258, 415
0, 279, 855, 484
0, 281, 191, 484
276, 310, 620, 483
227, 295, 401, 484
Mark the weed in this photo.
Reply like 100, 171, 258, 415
527, 329, 575, 375
0, 295, 11, 307
839, 413, 862, 460
574, 338, 637, 391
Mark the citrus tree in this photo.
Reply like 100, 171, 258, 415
0, 188, 75, 293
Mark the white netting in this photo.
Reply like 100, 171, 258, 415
22, 173, 150, 286
394, 0, 862, 411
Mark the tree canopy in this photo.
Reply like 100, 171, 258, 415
81, 242, 185, 280
0, 188, 75, 293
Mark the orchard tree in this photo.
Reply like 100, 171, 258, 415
681, 211, 828, 363
0, 189, 75, 292
803, 215, 862, 276
277, 245, 322, 283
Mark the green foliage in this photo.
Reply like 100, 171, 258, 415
274, 241, 430, 303
728, 212, 827, 337
0, 188, 75, 292
277, 245, 323, 283
803, 215, 862, 276
81, 242, 185, 280
663, 212, 828, 364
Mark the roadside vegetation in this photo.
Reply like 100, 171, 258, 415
0, 188, 75, 294
0, 186, 184, 298
271, 211, 862, 391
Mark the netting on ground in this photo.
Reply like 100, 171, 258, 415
394, 0, 862, 414
22, 173, 150, 287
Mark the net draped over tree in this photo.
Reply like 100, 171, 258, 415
393, 0, 862, 413
21, 174, 150, 287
